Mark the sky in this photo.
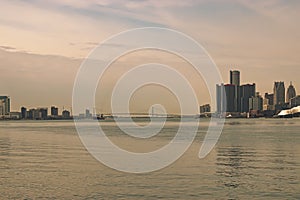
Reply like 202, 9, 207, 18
0, 0, 299, 114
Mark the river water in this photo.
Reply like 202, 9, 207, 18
0, 118, 299, 199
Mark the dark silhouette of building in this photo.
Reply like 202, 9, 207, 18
51, 106, 59, 116
286, 82, 296, 103
264, 93, 274, 106
273, 82, 285, 107
230, 70, 240, 112
21, 107, 27, 119
0, 96, 10, 115
217, 70, 256, 114
230, 70, 240, 86
263, 93, 274, 111
240, 84, 256, 113
200, 104, 211, 114
249, 92, 263, 111
216, 84, 235, 113
62, 110, 71, 118
216, 84, 225, 113
27, 109, 34, 119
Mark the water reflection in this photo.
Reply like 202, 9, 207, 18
216, 146, 256, 190
0, 136, 10, 169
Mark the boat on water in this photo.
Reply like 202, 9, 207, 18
274, 106, 300, 118
95, 114, 105, 120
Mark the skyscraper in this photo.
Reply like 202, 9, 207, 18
51, 106, 59, 116
249, 92, 263, 111
21, 107, 27, 119
216, 83, 235, 113
230, 70, 240, 86
230, 70, 240, 112
273, 82, 285, 106
0, 96, 10, 115
240, 84, 256, 112
286, 82, 296, 103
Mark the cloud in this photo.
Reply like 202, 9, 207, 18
0, 45, 16, 51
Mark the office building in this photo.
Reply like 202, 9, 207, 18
217, 70, 256, 114
286, 82, 296, 103
62, 110, 71, 118
21, 107, 27, 119
263, 93, 274, 110
0, 96, 10, 115
249, 93, 263, 111
264, 93, 274, 106
200, 104, 211, 114
273, 82, 285, 106
39, 108, 48, 120
9, 112, 21, 119
290, 95, 300, 108
216, 84, 236, 113
240, 84, 256, 112
230, 70, 240, 86
51, 106, 59, 116
230, 70, 240, 112
28, 108, 48, 120
216, 84, 225, 113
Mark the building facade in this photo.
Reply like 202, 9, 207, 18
286, 82, 296, 103
273, 82, 285, 106
0, 96, 10, 115
200, 104, 211, 114
62, 110, 71, 118
51, 106, 59, 116
21, 107, 27, 119
249, 93, 263, 111
240, 84, 256, 113
216, 84, 236, 113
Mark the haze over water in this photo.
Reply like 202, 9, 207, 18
0, 119, 299, 199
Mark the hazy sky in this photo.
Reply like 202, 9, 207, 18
0, 0, 299, 113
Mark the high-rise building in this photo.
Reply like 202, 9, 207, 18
230, 70, 240, 86
0, 96, 10, 115
39, 108, 48, 120
217, 70, 256, 113
249, 92, 263, 111
200, 104, 211, 114
62, 110, 71, 118
216, 84, 236, 113
21, 107, 27, 119
216, 84, 225, 113
230, 70, 240, 112
264, 93, 274, 106
263, 93, 274, 111
30, 108, 48, 120
286, 82, 296, 103
240, 84, 256, 113
51, 106, 59, 116
273, 82, 285, 106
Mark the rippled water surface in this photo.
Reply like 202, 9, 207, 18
0, 118, 299, 199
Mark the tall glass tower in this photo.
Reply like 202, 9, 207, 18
286, 81, 296, 103
273, 82, 285, 106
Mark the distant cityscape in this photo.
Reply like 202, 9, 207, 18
1, 69, 300, 120
200, 70, 300, 118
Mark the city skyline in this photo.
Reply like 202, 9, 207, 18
1, 70, 298, 117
